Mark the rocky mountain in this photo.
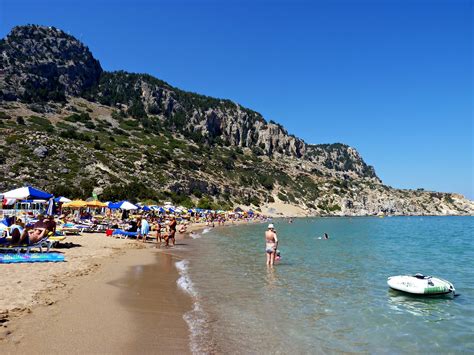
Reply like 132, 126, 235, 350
0, 25, 101, 102
0, 25, 472, 216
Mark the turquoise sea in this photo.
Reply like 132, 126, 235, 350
176, 217, 474, 353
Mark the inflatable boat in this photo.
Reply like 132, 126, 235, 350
387, 274, 455, 296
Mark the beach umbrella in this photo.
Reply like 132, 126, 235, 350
85, 200, 107, 208
3, 186, 53, 200
54, 196, 72, 203
0, 217, 13, 228
2, 198, 16, 205
63, 200, 88, 208
45, 198, 54, 216
108, 201, 138, 210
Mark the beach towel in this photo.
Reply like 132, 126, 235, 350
140, 220, 150, 235
0, 252, 65, 263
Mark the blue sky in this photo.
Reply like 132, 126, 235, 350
1, 0, 472, 198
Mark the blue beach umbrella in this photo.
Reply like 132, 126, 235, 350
54, 196, 72, 203
108, 201, 139, 210
3, 186, 53, 200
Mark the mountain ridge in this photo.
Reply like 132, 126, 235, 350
0, 24, 472, 216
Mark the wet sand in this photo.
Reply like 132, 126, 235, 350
1, 248, 192, 354
0, 220, 264, 354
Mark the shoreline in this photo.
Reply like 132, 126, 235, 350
1, 248, 192, 353
0, 220, 262, 353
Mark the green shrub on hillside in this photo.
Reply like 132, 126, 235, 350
65, 112, 92, 123
59, 129, 91, 141
28, 115, 54, 132
0, 111, 11, 119
257, 174, 274, 190
6, 135, 20, 145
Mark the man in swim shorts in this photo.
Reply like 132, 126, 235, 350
265, 223, 278, 266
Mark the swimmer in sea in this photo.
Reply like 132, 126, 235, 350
323, 233, 329, 239
265, 224, 278, 267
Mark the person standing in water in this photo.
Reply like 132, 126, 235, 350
167, 216, 177, 246
265, 224, 278, 266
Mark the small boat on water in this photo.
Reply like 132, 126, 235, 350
387, 274, 455, 296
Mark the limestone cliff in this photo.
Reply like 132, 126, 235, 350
0, 25, 472, 216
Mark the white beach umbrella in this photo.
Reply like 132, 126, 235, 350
54, 196, 72, 203
3, 186, 53, 200
121, 201, 138, 210
108, 201, 139, 210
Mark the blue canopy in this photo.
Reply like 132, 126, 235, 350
141, 205, 151, 211
108, 201, 138, 210
0, 217, 14, 228
3, 186, 53, 200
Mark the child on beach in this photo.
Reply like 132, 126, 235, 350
154, 220, 163, 244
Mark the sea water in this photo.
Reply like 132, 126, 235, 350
178, 217, 474, 353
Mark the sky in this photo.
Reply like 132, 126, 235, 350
1, 0, 472, 199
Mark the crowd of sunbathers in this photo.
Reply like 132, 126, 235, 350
110, 215, 180, 246
3, 215, 56, 246
1, 209, 268, 249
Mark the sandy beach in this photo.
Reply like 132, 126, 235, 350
0, 219, 263, 353
0, 232, 194, 353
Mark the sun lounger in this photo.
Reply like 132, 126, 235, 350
48, 236, 67, 247
57, 224, 80, 235
112, 229, 138, 239
0, 236, 51, 254
74, 224, 94, 233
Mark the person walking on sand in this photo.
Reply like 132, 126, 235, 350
140, 217, 150, 243
265, 224, 278, 267
167, 216, 177, 246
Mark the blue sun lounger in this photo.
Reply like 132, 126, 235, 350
112, 229, 138, 239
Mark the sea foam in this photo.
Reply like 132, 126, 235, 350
175, 259, 212, 354
190, 232, 202, 239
